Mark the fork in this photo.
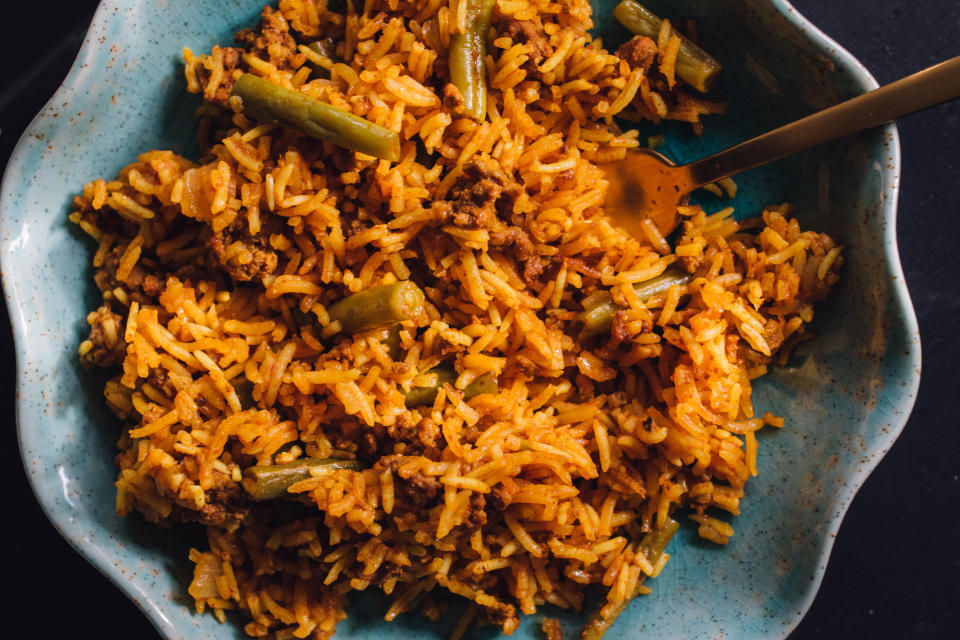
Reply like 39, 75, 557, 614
603, 55, 960, 235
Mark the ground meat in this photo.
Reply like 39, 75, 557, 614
462, 493, 487, 531
93, 243, 141, 297
678, 254, 699, 273
386, 414, 415, 450
483, 601, 520, 634
146, 367, 178, 398
489, 226, 534, 260
82, 306, 125, 368
344, 216, 372, 239
490, 483, 514, 511
448, 156, 521, 229
361, 429, 382, 459
761, 318, 787, 354
426, 201, 453, 226
509, 353, 539, 379
235, 7, 306, 73
94, 235, 214, 305
141, 274, 165, 299
404, 470, 442, 505
500, 19, 553, 68
384, 414, 442, 458
442, 83, 465, 113
194, 395, 220, 420
193, 46, 244, 107
190, 480, 250, 530
617, 35, 659, 71
73, 195, 138, 238
489, 226, 543, 286
378, 456, 443, 507
206, 217, 280, 283
417, 418, 441, 451
521, 255, 544, 287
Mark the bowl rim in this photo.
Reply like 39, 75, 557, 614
0, 0, 921, 638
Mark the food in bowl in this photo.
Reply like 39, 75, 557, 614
68, 0, 843, 637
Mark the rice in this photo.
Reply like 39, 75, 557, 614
69, 0, 844, 638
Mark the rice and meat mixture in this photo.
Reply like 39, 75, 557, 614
70, 0, 843, 638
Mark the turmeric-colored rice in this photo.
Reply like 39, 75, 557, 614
70, 1, 842, 638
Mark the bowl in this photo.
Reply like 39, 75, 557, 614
0, 0, 920, 638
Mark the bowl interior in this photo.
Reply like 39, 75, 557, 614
2, 0, 919, 639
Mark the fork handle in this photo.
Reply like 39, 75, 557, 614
686, 55, 960, 187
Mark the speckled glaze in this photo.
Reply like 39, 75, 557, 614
1, 0, 920, 638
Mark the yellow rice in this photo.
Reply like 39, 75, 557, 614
70, 0, 843, 638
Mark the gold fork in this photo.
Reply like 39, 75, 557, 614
603, 55, 960, 236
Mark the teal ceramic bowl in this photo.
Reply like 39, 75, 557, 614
1, 1, 920, 638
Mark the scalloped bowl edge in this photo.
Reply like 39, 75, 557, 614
0, 1, 922, 639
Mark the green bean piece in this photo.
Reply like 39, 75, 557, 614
578, 268, 691, 338
448, 0, 497, 120
404, 369, 498, 406
463, 372, 499, 398
580, 518, 679, 640
290, 307, 317, 330
405, 368, 457, 406
612, 0, 722, 93
305, 39, 341, 79
327, 281, 426, 335
242, 458, 363, 501
383, 324, 403, 361
638, 516, 681, 558
231, 377, 255, 410
230, 73, 400, 161
307, 38, 337, 61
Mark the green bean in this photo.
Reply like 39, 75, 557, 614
578, 268, 691, 338
383, 324, 403, 361
305, 39, 338, 78
307, 39, 337, 61
230, 73, 400, 161
612, 0, 722, 93
580, 518, 679, 640
404, 369, 498, 406
231, 377, 255, 409
448, 0, 497, 120
242, 458, 363, 501
290, 306, 317, 330
327, 281, 426, 335
637, 516, 680, 559
463, 372, 499, 398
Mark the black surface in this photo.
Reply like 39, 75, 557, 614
4, 1, 958, 638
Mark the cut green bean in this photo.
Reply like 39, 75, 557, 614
305, 39, 338, 78
327, 281, 426, 335
231, 377, 255, 410
230, 73, 400, 161
307, 38, 337, 61
463, 372, 499, 398
448, 0, 497, 120
383, 324, 403, 361
404, 369, 498, 406
612, 0, 722, 93
403, 368, 454, 407
578, 268, 691, 338
242, 458, 363, 501
580, 518, 679, 640
290, 306, 317, 330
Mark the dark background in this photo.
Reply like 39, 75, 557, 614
3, 1, 957, 638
